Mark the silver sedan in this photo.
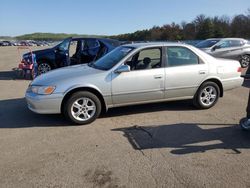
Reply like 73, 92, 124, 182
25, 43, 244, 125
195, 38, 250, 68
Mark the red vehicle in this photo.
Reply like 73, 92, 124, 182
17, 46, 37, 79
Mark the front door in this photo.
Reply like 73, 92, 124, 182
212, 40, 240, 59
111, 47, 165, 105
211, 39, 244, 59
55, 37, 71, 67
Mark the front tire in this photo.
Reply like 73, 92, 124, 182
240, 55, 250, 68
64, 91, 101, 125
37, 61, 52, 75
193, 81, 220, 109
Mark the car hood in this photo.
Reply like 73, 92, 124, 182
23, 48, 53, 57
31, 64, 104, 86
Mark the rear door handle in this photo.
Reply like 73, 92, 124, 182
154, 74, 163, 79
199, 70, 206, 75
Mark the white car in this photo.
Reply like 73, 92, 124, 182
26, 42, 244, 124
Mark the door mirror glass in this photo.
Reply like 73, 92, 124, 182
115, 65, 130, 73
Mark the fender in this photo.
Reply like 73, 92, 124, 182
62, 84, 110, 111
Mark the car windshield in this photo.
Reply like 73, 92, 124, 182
196, 39, 220, 48
89, 46, 134, 70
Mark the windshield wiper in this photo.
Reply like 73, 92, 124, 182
88, 62, 104, 70
88, 62, 95, 68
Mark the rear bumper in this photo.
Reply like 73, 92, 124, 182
222, 77, 244, 91
25, 92, 63, 114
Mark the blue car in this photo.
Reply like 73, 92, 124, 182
22, 37, 120, 76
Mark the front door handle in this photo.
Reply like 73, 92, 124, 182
154, 74, 163, 79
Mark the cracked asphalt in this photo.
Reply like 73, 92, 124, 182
0, 47, 250, 188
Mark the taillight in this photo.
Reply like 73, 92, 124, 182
237, 67, 242, 72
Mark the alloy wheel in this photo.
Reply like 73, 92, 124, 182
199, 86, 217, 107
241, 55, 250, 68
38, 63, 51, 75
71, 97, 96, 122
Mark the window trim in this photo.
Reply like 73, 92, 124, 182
165, 46, 202, 68
124, 47, 164, 72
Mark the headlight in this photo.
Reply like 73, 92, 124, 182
30, 86, 56, 95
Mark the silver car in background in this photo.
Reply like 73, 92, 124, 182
25, 43, 243, 125
195, 38, 250, 68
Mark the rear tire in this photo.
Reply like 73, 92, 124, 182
240, 55, 250, 68
193, 81, 220, 109
63, 91, 101, 125
240, 118, 250, 131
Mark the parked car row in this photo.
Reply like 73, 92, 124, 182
25, 41, 244, 125
0, 40, 52, 47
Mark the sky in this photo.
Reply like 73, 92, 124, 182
0, 0, 249, 36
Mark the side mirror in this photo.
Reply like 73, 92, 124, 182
115, 65, 130, 73
55, 48, 62, 53
212, 45, 219, 51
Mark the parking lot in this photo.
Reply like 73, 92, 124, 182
0, 46, 250, 187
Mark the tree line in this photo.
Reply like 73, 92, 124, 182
112, 9, 250, 41
15, 33, 105, 41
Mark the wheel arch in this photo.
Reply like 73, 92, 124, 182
37, 58, 56, 69
61, 86, 107, 114
239, 54, 250, 67
198, 78, 223, 97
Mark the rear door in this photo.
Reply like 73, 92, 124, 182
164, 46, 208, 99
80, 39, 100, 63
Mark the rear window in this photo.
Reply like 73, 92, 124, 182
230, 40, 244, 47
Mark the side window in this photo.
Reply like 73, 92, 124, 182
230, 40, 244, 47
217, 40, 231, 48
127, 48, 162, 70
84, 39, 100, 49
167, 47, 199, 67
58, 38, 71, 51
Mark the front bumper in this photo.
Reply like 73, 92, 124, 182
25, 91, 64, 114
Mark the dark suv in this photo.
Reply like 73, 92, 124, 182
22, 37, 120, 75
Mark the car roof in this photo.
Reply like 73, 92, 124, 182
72, 37, 118, 42
207, 37, 246, 41
122, 42, 191, 49
71, 37, 120, 45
